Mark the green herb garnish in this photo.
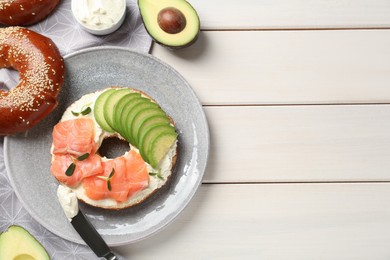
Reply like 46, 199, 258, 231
149, 171, 164, 180
98, 168, 115, 191
80, 106, 92, 115
76, 153, 89, 161
107, 168, 115, 191
71, 105, 91, 116
65, 163, 76, 176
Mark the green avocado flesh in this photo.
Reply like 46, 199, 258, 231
113, 92, 142, 133
103, 88, 133, 130
95, 88, 177, 168
94, 88, 117, 132
139, 123, 177, 165
138, 0, 200, 48
123, 101, 159, 144
0, 225, 50, 260
131, 108, 167, 144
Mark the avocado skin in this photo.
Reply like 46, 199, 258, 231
138, 0, 200, 49
0, 225, 50, 260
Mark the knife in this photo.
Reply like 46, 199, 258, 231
71, 210, 118, 260
57, 185, 117, 260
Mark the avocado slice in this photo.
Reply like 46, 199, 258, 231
113, 92, 142, 133
119, 97, 152, 143
103, 88, 134, 130
131, 108, 167, 145
123, 101, 159, 145
139, 123, 176, 164
0, 225, 50, 260
94, 88, 117, 132
138, 0, 200, 49
149, 132, 178, 168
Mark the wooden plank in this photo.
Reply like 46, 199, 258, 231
116, 183, 390, 259
188, 0, 390, 30
152, 30, 390, 105
202, 105, 390, 183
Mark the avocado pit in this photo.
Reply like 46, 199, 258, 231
138, 0, 200, 49
158, 7, 187, 34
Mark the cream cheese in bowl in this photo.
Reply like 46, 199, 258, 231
71, 0, 126, 35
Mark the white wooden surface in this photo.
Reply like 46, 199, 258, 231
203, 105, 390, 183
117, 184, 390, 259
189, 0, 390, 30
152, 30, 390, 105
118, 1, 390, 259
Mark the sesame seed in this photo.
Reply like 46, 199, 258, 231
0, 27, 64, 115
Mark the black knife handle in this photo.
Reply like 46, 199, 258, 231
71, 210, 117, 259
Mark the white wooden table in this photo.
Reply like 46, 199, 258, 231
117, 1, 390, 259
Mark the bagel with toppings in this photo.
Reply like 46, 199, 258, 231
0, 27, 65, 135
0, 0, 60, 26
51, 87, 178, 210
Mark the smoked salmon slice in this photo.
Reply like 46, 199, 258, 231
52, 118, 97, 156
124, 150, 149, 195
82, 156, 129, 202
52, 118, 150, 203
50, 153, 103, 187
82, 150, 149, 203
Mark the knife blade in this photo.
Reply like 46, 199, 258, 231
71, 209, 117, 260
57, 185, 117, 260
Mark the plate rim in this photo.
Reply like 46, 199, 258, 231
4, 46, 210, 246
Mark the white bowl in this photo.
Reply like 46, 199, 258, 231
71, 0, 126, 36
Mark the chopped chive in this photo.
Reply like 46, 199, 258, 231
149, 172, 157, 176
76, 153, 89, 161
157, 174, 164, 180
107, 180, 112, 191
65, 163, 76, 176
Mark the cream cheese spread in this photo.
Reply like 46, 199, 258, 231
72, 0, 125, 30
57, 185, 79, 221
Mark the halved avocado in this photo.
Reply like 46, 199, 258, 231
138, 0, 200, 49
0, 225, 50, 260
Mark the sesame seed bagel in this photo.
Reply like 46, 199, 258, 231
0, 0, 60, 26
0, 27, 65, 135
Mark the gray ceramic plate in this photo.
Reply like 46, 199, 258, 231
4, 47, 209, 246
